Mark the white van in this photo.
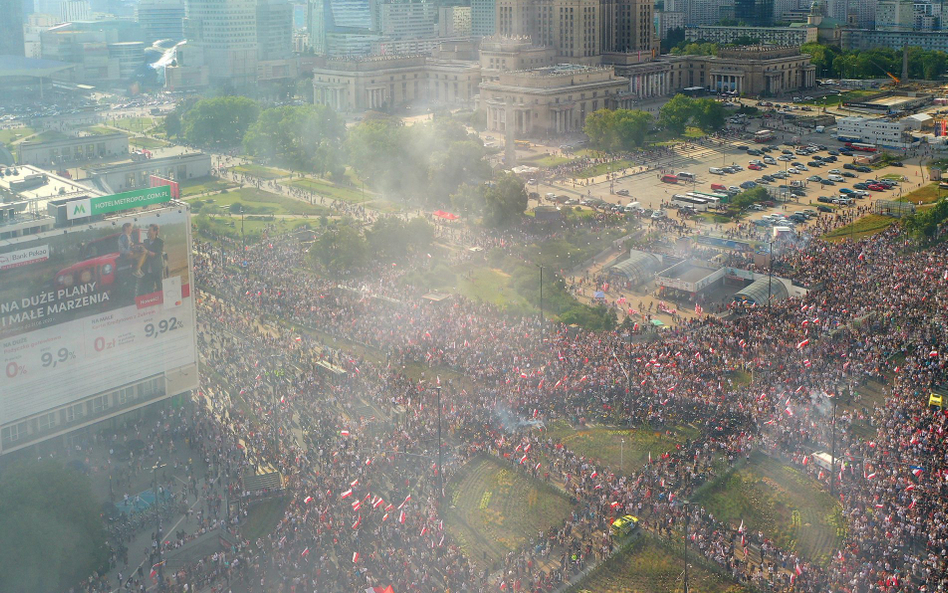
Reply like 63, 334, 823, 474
828, 174, 844, 182
677, 172, 696, 181
624, 201, 642, 213
709, 167, 725, 175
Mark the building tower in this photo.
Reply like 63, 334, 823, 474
0, 0, 26, 55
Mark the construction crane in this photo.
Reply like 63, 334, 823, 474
869, 60, 900, 87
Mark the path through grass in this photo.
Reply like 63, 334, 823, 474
543, 423, 699, 474
444, 455, 572, 569
570, 535, 746, 593
694, 451, 842, 566
822, 214, 895, 242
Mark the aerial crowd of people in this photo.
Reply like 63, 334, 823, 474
66, 189, 948, 593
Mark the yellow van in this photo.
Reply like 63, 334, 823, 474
611, 515, 640, 538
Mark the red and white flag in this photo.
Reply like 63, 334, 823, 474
352, 551, 360, 563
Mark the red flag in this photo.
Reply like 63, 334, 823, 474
352, 551, 360, 563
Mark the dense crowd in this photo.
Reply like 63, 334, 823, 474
65, 186, 948, 593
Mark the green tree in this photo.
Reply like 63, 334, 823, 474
182, 96, 260, 146
312, 223, 368, 271
243, 104, 346, 172
0, 460, 109, 593
483, 173, 528, 227
658, 94, 695, 136
692, 98, 727, 133
163, 110, 181, 139
615, 110, 653, 149
584, 109, 616, 151
661, 27, 686, 53
801, 42, 840, 77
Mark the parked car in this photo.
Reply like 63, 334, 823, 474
817, 204, 834, 212
842, 172, 856, 178
740, 180, 758, 189
808, 175, 822, 182
856, 166, 872, 173
820, 179, 836, 185
616, 189, 630, 196
843, 163, 857, 170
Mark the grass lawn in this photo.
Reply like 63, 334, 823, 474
543, 423, 700, 475
129, 136, 170, 149
880, 173, 907, 181
80, 126, 120, 136
572, 159, 636, 179
194, 215, 313, 242
179, 176, 239, 197
0, 126, 34, 148
898, 182, 941, 205
288, 177, 371, 204
233, 163, 290, 180
570, 535, 746, 593
243, 498, 287, 543
444, 455, 572, 569
110, 116, 159, 134
821, 214, 895, 242
802, 90, 878, 106
694, 451, 843, 566
455, 267, 534, 311
522, 153, 576, 168
191, 187, 328, 216
30, 129, 70, 143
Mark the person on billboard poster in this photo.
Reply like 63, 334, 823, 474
138, 224, 164, 295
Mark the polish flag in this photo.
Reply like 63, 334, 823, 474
535, 462, 541, 471
610, 501, 620, 509
352, 552, 360, 563
802, 456, 809, 466
382, 513, 390, 522
420, 526, 428, 536
909, 499, 916, 509
866, 472, 876, 480
739, 339, 746, 349
803, 359, 811, 368
399, 510, 406, 524
931, 350, 939, 358
785, 407, 794, 416
519, 455, 528, 464
906, 484, 915, 491
398, 495, 411, 509
795, 563, 803, 576
373, 498, 385, 509
590, 471, 598, 479
912, 468, 924, 477
797, 339, 809, 349
352, 501, 362, 511
304, 496, 313, 504
341, 489, 353, 499
350, 479, 359, 487
341, 430, 350, 436
301, 548, 310, 558
352, 517, 361, 529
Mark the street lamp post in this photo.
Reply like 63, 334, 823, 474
767, 240, 774, 309
537, 264, 544, 325
683, 501, 691, 593
829, 392, 838, 497
436, 385, 444, 502
620, 438, 625, 472
151, 461, 167, 589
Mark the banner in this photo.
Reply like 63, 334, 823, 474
67, 186, 172, 220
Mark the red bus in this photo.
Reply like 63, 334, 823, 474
845, 142, 877, 152
661, 174, 678, 184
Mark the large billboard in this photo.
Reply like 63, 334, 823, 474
0, 207, 197, 427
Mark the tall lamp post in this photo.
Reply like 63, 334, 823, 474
828, 391, 839, 497
435, 385, 444, 502
151, 461, 167, 589
682, 501, 691, 593
536, 264, 544, 326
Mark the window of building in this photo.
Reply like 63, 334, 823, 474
1, 422, 28, 447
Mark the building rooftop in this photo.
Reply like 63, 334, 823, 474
0, 165, 99, 205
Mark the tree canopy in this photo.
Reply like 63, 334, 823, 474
483, 173, 529, 227
799, 43, 948, 81
658, 95, 727, 136
346, 117, 490, 205
243, 104, 346, 174
584, 109, 654, 152
181, 96, 260, 146
0, 460, 109, 593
